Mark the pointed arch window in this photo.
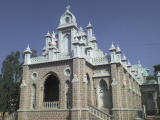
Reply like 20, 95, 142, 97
97, 79, 111, 109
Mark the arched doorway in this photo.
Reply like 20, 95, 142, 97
44, 74, 59, 102
97, 79, 111, 108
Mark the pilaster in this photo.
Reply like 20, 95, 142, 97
19, 65, 30, 110
111, 63, 122, 119
71, 58, 88, 119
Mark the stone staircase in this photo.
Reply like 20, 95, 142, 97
88, 105, 112, 120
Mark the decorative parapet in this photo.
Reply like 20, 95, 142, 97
31, 56, 48, 64
30, 54, 71, 65
30, 54, 108, 66
57, 53, 70, 60
91, 57, 108, 65
93, 70, 110, 78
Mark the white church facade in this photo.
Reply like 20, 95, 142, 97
18, 6, 147, 120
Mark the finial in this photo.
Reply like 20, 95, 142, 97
45, 31, 51, 37
24, 44, 32, 54
138, 60, 141, 65
52, 31, 56, 38
122, 54, 127, 60
86, 21, 93, 28
52, 31, 55, 35
109, 42, 116, 51
128, 60, 131, 67
79, 27, 84, 31
66, 5, 71, 11
116, 45, 121, 53
111, 42, 115, 47
27, 44, 30, 50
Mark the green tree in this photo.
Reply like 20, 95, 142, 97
154, 64, 160, 74
0, 51, 22, 118
146, 75, 156, 80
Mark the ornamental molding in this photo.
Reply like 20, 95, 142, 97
122, 79, 127, 87
111, 80, 118, 86
31, 72, 38, 80
72, 74, 79, 82
64, 66, 71, 76
20, 81, 27, 88
83, 75, 88, 83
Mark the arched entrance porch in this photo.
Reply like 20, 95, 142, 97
43, 73, 60, 109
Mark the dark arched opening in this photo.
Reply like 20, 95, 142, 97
98, 79, 111, 109
44, 74, 59, 102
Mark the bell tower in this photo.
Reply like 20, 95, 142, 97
57, 5, 78, 55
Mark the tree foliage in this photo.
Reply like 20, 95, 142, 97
0, 49, 37, 119
154, 64, 160, 74
0, 51, 22, 117
146, 75, 156, 80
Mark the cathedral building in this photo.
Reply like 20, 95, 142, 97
18, 6, 147, 120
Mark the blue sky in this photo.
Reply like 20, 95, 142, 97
0, 0, 160, 72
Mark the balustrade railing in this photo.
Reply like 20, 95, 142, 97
4, 112, 17, 120
43, 101, 59, 109
88, 105, 112, 120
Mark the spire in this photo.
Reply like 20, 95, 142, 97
45, 31, 51, 37
122, 54, 127, 61
116, 45, 121, 53
52, 31, 56, 39
24, 44, 32, 54
127, 60, 132, 67
86, 21, 93, 29
109, 42, 116, 51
